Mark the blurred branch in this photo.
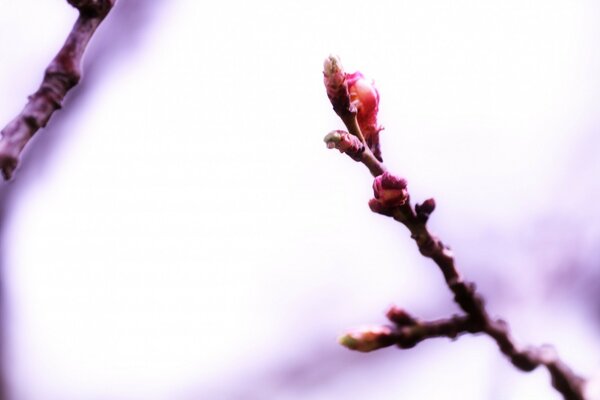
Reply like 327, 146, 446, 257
339, 308, 479, 352
0, 0, 116, 180
322, 55, 586, 400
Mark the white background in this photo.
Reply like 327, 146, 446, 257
1, 1, 600, 399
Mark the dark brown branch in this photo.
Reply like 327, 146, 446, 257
387, 311, 481, 350
0, 0, 116, 180
390, 188, 585, 399
328, 110, 586, 400
343, 305, 487, 351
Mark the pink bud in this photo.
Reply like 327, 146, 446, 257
323, 56, 383, 160
323, 55, 353, 116
346, 72, 383, 161
369, 172, 409, 215
338, 325, 393, 352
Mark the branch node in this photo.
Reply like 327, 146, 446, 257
386, 305, 417, 326
415, 198, 436, 223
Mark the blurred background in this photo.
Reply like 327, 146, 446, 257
0, 0, 599, 399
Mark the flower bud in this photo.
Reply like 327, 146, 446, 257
323, 56, 383, 160
415, 198, 436, 222
368, 172, 409, 215
346, 72, 383, 161
338, 325, 393, 352
323, 130, 365, 161
323, 55, 353, 116
386, 305, 417, 326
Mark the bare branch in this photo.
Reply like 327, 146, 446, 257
323, 57, 586, 400
0, 0, 116, 180
339, 308, 480, 353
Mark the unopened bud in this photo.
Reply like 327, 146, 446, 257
323, 54, 343, 77
386, 305, 417, 326
346, 71, 383, 160
415, 198, 436, 222
369, 172, 409, 216
323, 55, 353, 116
323, 130, 365, 161
338, 325, 394, 352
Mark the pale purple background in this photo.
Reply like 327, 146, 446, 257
1, 1, 599, 399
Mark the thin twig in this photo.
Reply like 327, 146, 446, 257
324, 57, 586, 399
0, 0, 116, 180
340, 308, 482, 352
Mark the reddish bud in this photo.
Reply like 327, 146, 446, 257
323, 56, 383, 160
338, 325, 393, 352
346, 72, 383, 161
386, 305, 417, 326
323, 55, 353, 117
369, 172, 409, 215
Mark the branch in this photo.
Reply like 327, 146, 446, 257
339, 307, 480, 352
0, 0, 116, 180
323, 56, 586, 400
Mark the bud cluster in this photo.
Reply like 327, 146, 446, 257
323, 56, 383, 160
